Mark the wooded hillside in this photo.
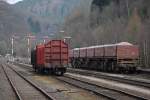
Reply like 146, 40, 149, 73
0, 1, 29, 55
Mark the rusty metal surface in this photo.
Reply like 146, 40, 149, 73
45, 40, 69, 66
117, 45, 139, 59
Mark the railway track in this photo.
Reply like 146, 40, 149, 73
138, 68, 150, 74
56, 74, 148, 100
11, 63, 104, 100
1, 64, 55, 100
13, 62, 33, 71
12, 62, 150, 99
67, 68, 150, 89
1, 64, 22, 100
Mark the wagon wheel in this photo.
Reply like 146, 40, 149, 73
76, 60, 81, 68
71, 60, 75, 68
55, 69, 64, 76
71, 60, 76, 68
111, 62, 115, 72
57, 71, 63, 76
34, 67, 37, 72
98, 61, 103, 71
114, 66, 119, 73
83, 59, 89, 69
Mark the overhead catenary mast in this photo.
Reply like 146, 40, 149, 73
11, 34, 19, 61
26, 33, 36, 60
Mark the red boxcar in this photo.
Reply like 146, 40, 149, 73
36, 44, 45, 66
32, 40, 68, 75
45, 40, 69, 68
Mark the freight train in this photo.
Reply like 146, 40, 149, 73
69, 42, 139, 73
31, 40, 69, 75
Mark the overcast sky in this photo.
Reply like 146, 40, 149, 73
6, 0, 23, 4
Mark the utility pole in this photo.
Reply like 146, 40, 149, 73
64, 36, 72, 48
27, 37, 30, 57
43, 36, 49, 44
11, 37, 14, 56
26, 33, 36, 62
11, 35, 19, 61
11, 37, 14, 62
